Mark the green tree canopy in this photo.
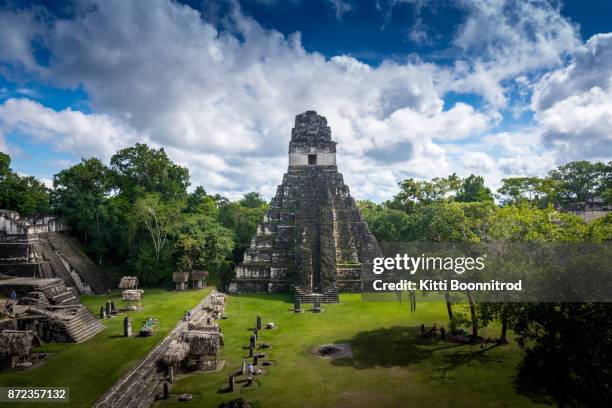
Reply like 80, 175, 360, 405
110, 143, 190, 201
0, 152, 50, 216
455, 175, 494, 203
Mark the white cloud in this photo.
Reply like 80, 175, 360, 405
448, 0, 580, 107
532, 33, 612, 162
0, 10, 43, 74
0, 98, 143, 160
0, 0, 495, 201
0, 0, 608, 202
461, 151, 496, 173
325, 0, 353, 20
537, 86, 612, 161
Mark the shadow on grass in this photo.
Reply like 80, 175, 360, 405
514, 376, 555, 405
512, 359, 556, 405
433, 343, 504, 379
332, 326, 508, 378
331, 326, 436, 369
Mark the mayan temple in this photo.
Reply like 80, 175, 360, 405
229, 111, 381, 303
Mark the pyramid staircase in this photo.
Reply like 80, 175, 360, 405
294, 286, 339, 303
44, 232, 110, 294
38, 279, 80, 305
63, 306, 105, 343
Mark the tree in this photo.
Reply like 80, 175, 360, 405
239, 191, 267, 208
110, 143, 190, 201
174, 214, 234, 273
394, 174, 461, 210
359, 205, 412, 242
409, 202, 488, 336
482, 204, 612, 406
515, 302, 612, 407
0, 152, 50, 216
549, 160, 608, 204
132, 193, 184, 274
186, 186, 217, 217
456, 174, 494, 203
497, 176, 557, 207
218, 194, 269, 265
52, 158, 111, 260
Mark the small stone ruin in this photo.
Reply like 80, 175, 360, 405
190, 270, 208, 289
0, 329, 42, 370
158, 290, 227, 378
172, 272, 189, 291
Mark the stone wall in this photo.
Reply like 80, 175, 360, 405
0, 210, 68, 237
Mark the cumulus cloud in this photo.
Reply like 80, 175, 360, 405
0, 98, 142, 160
0, 0, 608, 201
0, 10, 43, 74
532, 33, 612, 162
461, 151, 496, 173
449, 0, 580, 107
0, 0, 496, 201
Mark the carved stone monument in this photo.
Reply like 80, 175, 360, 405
124, 316, 132, 337
294, 298, 302, 313
313, 296, 322, 313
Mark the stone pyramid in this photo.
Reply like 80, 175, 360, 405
229, 111, 381, 303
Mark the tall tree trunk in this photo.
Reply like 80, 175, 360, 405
466, 290, 478, 341
444, 290, 453, 321
499, 310, 508, 343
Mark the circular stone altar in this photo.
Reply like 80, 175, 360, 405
313, 343, 353, 359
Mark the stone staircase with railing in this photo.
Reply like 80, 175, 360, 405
44, 232, 110, 294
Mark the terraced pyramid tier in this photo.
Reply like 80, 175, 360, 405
230, 111, 381, 302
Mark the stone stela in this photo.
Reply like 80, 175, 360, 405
230, 111, 381, 303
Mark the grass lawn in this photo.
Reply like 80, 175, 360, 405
0, 287, 212, 408
157, 293, 552, 408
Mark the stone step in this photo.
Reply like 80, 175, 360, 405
64, 307, 104, 342
294, 294, 340, 304
44, 232, 109, 294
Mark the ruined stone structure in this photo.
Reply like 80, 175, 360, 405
0, 210, 107, 345
230, 111, 381, 303
0, 210, 110, 294
0, 277, 104, 343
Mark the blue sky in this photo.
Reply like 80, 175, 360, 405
0, 0, 611, 201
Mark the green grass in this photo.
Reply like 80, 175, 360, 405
0, 287, 212, 408
157, 294, 552, 408
0, 291, 552, 408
